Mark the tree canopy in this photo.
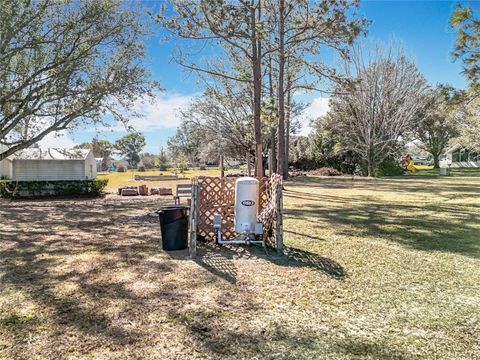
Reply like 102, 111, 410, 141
414, 85, 461, 168
74, 138, 114, 160
0, 0, 157, 160
450, 5, 480, 95
115, 133, 146, 169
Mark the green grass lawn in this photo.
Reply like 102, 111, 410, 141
1, 168, 479, 358
397, 165, 480, 178
281, 170, 479, 358
98, 167, 237, 193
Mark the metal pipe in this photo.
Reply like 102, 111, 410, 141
213, 213, 264, 246
217, 239, 264, 245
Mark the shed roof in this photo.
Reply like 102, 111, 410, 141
12, 148, 91, 161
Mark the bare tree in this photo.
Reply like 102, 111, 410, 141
174, 78, 256, 162
327, 44, 428, 176
456, 97, 480, 151
0, 0, 157, 160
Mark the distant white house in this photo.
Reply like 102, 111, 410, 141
0, 147, 96, 181
441, 144, 480, 168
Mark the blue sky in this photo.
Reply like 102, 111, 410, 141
40, 0, 475, 153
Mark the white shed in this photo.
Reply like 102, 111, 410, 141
0, 148, 96, 181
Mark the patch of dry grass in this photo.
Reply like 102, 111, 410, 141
0, 172, 479, 359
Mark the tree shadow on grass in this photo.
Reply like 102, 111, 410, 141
331, 336, 413, 360
196, 250, 238, 284
0, 198, 183, 358
274, 246, 346, 278
284, 189, 480, 259
167, 304, 412, 359
195, 243, 264, 284
0, 197, 347, 359
0, 195, 435, 359
195, 242, 346, 281
0, 252, 147, 358
284, 228, 327, 242
166, 302, 321, 359
286, 175, 480, 196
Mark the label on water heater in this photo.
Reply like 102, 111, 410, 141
241, 200, 255, 206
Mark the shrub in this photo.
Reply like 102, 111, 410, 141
376, 158, 404, 177
88, 178, 109, 196
0, 179, 109, 199
138, 165, 146, 172
310, 167, 342, 176
117, 165, 126, 172
0, 181, 15, 198
178, 163, 188, 173
290, 153, 361, 175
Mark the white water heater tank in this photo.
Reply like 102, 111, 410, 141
234, 177, 259, 233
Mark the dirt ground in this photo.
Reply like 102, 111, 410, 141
1, 174, 479, 359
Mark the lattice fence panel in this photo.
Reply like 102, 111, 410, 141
195, 174, 282, 248
196, 177, 236, 241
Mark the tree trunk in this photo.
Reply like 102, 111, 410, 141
276, 0, 286, 180
284, 85, 291, 178
367, 160, 375, 177
268, 55, 277, 174
271, 127, 277, 173
367, 145, 375, 177
220, 154, 224, 177
251, 0, 263, 178
268, 149, 273, 176
433, 153, 440, 168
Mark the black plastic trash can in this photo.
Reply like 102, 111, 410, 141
156, 206, 189, 250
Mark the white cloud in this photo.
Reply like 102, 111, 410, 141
38, 131, 77, 148
130, 93, 197, 131
298, 97, 330, 136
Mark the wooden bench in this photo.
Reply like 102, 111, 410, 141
173, 184, 192, 205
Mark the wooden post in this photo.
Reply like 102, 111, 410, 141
268, 149, 273, 177
276, 183, 284, 255
189, 180, 198, 258
220, 154, 224, 178
247, 152, 251, 176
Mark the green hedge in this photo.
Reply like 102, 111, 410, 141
376, 158, 405, 177
0, 179, 108, 199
